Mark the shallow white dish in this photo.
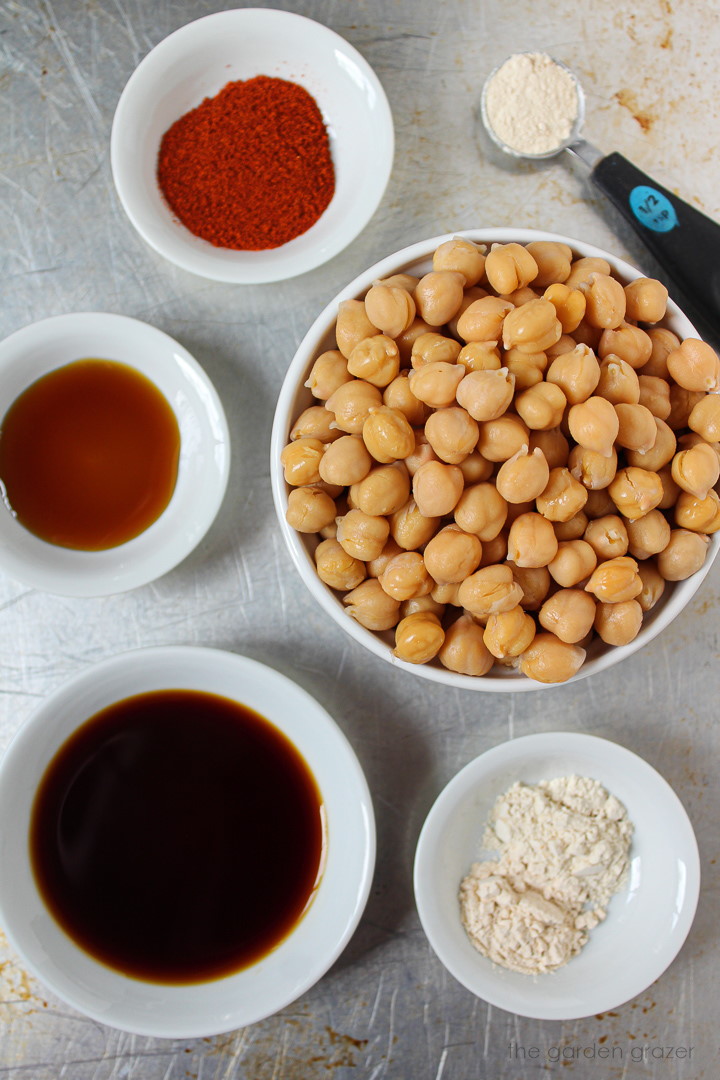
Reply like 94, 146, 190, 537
413, 731, 699, 1020
270, 227, 719, 691
0, 646, 375, 1038
111, 8, 394, 283
0, 313, 229, 596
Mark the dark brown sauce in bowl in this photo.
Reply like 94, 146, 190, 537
0, 358, 180, 550
30, 690, 325, 984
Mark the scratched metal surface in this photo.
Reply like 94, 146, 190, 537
1, 0, 719, 1076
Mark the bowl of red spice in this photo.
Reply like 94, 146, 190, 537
110, 8, 394, 283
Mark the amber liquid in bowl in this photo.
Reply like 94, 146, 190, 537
0, 358, 180, 550
30, 690, 326, 983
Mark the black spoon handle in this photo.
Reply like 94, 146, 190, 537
591, 151, 720, 339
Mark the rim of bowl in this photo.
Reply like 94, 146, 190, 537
270, 227, 719, 692
0, 312, 230, 596
110, 8, 394, 283
0, 646, 376, 1037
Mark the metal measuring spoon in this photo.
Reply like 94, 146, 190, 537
480, 56, 720, 339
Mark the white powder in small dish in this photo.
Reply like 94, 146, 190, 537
459, 775, 633, 975
483, 52, 580, 156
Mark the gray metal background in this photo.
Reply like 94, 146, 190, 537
1, 1, 719, 1076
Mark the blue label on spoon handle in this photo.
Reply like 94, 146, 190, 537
629, 185, 679, 232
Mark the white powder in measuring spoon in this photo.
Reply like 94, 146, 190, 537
484, 52, 579, 156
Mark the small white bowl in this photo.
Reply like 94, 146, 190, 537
111, 9, 394, 283
413, 732, 700, 1020
0, 646, 375, 1038
270, 227, 720, 691
0, 313, 230, 596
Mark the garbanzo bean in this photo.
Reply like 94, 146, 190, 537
539, 589, 596, 643
457, 341, 502, 372
285, 486, 338, 533
454, 482, 508, 540
438, 613, 495, 676
642, 327, 680, 378
536, 466, 588, 521
507, 512, 558, 568
583, 514, 629, 560
432, 236, 486, 286
477, 532, 508, 567
366, 537, 403, 578
625, 509, 671, 559
637, 559, 666, 611
459, 451, 494, 485
401, 595, 446, 619
689, 394, 720, 443
568, 444, 618, 490
483, 605, 536, 658
625, 417, 676, 472
383, 374, 429, 427
584, 555, 642, 602
379, 550, 434, 600
336, 508, 390, 561
671, 442, 720, 499
326, 379, 382, 434
335, 299, 379, 359
363, 406, 416, 463
390, 498, 441, 550
674, 490, 720, 533
568, 396, 619, 457
594, 600, 643, 645
637, 374, 671, 420
403, 433, 437, 476
314, 538, 366, 591
518, 634, 586, 683
281, 437, 324, 486
596, 354, 640, 405
526, 241, 573, 286
528, 427, 570, 469
456, 296, 514, 343
319, 434, 373, 486
423, 524, 483, 585
485, 242, 538, 294
290, 405, 342, 445
347, 334, 400, 388
424, 406, 479, 464
584, 489, 617, 518
564, 256, 611, 289
455, 368, 515, 421
496, 446, 550, 504
414, 270, 466, 326
364, 283, 416, 338
343, 578, 401, 631
598, 321, 652, 368
457, 564, 524, 617
408, 361, 465, 408
305, 350, 352, 400
667, 385, 704, 431
412, 459, 465, 517
394, 611, 445, 663
582, 273, 626, 329
503, 349, 547, 390
515, 381, 567, 430
411, 333, 462, 371
667, 338, 720, 392
502, 298, 562, 353
543, 282, 586, 333
624, 277, 668, 323
548, 539, 597, 587
554, 510, 589, 541
395, 317, 434, 364
614, 403, 657, 453
546, 344, 600, 405
657, 529, 710, 580
477, 415, 530, 462
608, 466, 663, 521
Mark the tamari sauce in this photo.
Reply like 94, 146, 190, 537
30, 690, 325, 984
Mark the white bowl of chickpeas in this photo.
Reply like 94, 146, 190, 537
271, 229, 720, 689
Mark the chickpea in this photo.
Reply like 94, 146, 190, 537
637, 559, 666, 611
408, 361, 465, 408
623, 277, 668, 324
675, 490, 720, 533
536, 466, 588, 522
485, 242, 538, 294
639, 328, 678, 378
518, 634, 586, 684
379, 550, 434, 601
554, 510, 589, 541
502, 298, 562, 353
285, 486, 337, 533
545, 344, 600, 405
290, 405, 341, 444
637, 374, 671, 420
343, 578, 401, 632
438, 613, 495, 676
454, 482, 508, 540
401, 594, 446, 619
582, 273, 627, 329
657, 528, 710, 580
456, 296, 514, 343
656, 463, 681, 510
528, 427, 570, 469
594, 599, 643, 646
584, 488, 617, 518
336, 509, 390, 561
671, 442, 720, 499
539, 589, 596, 643
457, 341, 502, 373
548, 539, 597, 587
319, 434, 372, 486
667, 338, 720, 392
314, 538, 366, 591
423, 524, 483, 585
626, 509, 671, 559
335, 299, 379, 359
382, 374, 429, 427
412, 459, 464, 517
484, 605, 536, 658
567, 396, 618, 458
477, 415, 529, 462
431, 581, 463, 606
568, 444, 618, 490
326, 379, 382, 434
677, 431, 720, 466
503, 348, 547, 390
347, 334, 400, 388
584, 514, 629, 560
614, 403, 657, 453
458, 563, 524, 617
564, 256, 612, 289
350, 463, 408, 517
414, 270, 466, 326
478, 531, 509, 567
667, 386, 704, 432
584, 555, 641, 602
515, 382, 567, 431
608, 466, 663, 521
598, 321, 652, 369
425, 406, 479, 464
366, 537, 403, 578
378, 273, 419, 292
393, 611, 445, 664
305, 350, 352, 400
459, 451, 494, 485
503, 286, 540, 306
543, 282, 586, 333
364, 284, 416, 338
363, 406, 416, 463
281, 437, 324, 485
506, 561, 550, 610
395, 317, 435, 364
433, 236, 487, 286
626, 418, 676, 472
596, 355, 640, 406
456, 367, 515, 422
689, 394, 720, 443
496, 446, 550, 504
546, 334, 577, 359
410, 332, 462, 369
507, 512, 559, 568
390, 498, 440, 550
524, 240, 572, 286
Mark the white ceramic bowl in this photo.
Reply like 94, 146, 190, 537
413, 732, 700, 1020
270, 227, 720, 691
0, 313, 229, 596
0, 646, 375, 1038
111, 9, 394, 283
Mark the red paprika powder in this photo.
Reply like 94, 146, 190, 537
157, 75, 335, 251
